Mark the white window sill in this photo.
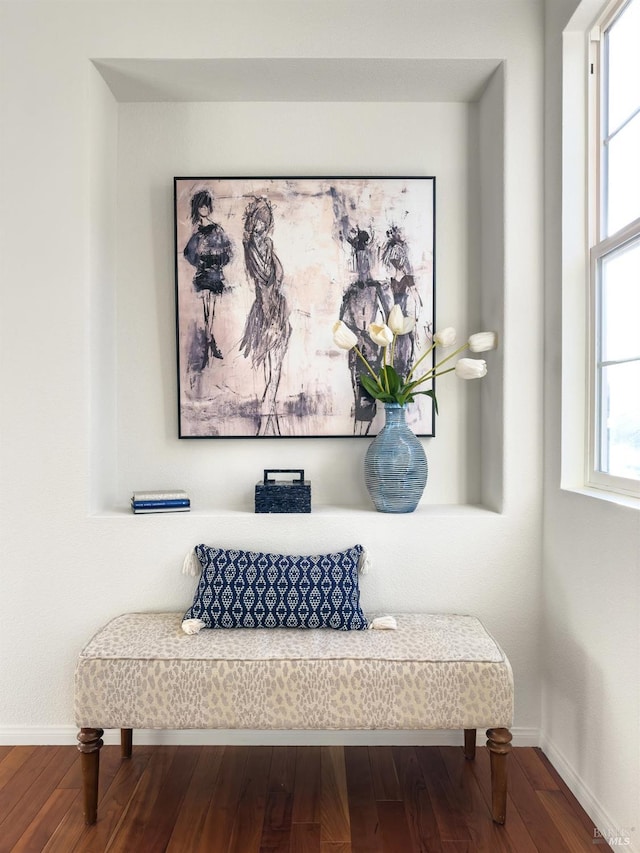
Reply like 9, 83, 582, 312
561, 484, 640, 511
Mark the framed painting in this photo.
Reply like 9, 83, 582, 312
174, 176, 435, 438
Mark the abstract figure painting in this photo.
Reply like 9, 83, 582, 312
182, 189, 233, 370
174, 177, 435, 438
239, 197, 293, 437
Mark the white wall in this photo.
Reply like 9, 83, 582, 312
0, 0, 543, 749
543, 0, 640, 847
114, 100, 477, 510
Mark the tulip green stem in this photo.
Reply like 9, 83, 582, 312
383, 345, 390, 393
354, 347, 385, 392
405, 342, 435, 382
404, 364, 456, 394
352, 331, 471, 401
406, 339, 469, 385
433, 343, 468, 371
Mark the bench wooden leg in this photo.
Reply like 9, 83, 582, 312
486, 727, 512, 824
121, 728, 132, 758
463, 728, 476, 760
77, 727, 104, 825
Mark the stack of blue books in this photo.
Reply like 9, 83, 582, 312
131, 490, 190, 514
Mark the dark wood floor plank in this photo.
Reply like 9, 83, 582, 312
228, 746, 273, 853
393, 746, 443, 853
0, 746, 36, 793
196, 745, 249, 853
106, 745, 178, 853
87, 743, 126, 794
165, 746, 225, 853
259, 745, 297, 850
262, 789, 294, 848
70, 745, 153, 853
293, 746, 321, 824
320, 746, 351, 845
439, 746, 516, 853
132, 745, 200, 853
0, 746, 77, 853
259, 844, 290, 853
534, 749, 603, 839
538, 789, 609, 853
291, 822, 321, 853
344, 746, 383, 852
376, 800, 414, 852
0, 746, 14, 766
513, 748, 560, 792
42, 801, 88, 853
261, 745, 296, 849
368, 746, 401, 802
259, 841, 291, 853
57, 752, 83, 790
482, 745, 575, 853
42, 800, 90, 853
468, 747, 538, 853
416, 746, 472, 843
10, 788, 78, 853
0, 746, 60, 823
0, 744, 610, 853
270, 745, 297, 793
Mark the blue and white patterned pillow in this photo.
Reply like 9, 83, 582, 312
183, 544, 368, 630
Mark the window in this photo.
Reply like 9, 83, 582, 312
589, 0, 640, 494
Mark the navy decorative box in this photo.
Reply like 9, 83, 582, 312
255, 469, 311, 513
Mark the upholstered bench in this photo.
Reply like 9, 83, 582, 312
74, 612, 514, 825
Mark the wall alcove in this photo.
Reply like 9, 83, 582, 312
88, 57, 505, 516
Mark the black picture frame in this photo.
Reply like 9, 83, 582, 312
174, 176, 435, 438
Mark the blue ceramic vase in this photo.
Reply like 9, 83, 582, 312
364, 403, 428, 513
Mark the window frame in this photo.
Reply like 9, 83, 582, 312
586, 0, 640, 497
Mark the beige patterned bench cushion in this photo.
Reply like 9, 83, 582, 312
74, 612, 513, 731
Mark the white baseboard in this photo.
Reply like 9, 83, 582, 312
540, 734, 639, 853
0, 725, 539, 748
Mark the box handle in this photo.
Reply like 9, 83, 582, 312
263, 469, 305, 485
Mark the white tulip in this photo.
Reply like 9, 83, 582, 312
433, 327, 457, 347
332, 320, 358, 350
387, 305, 404, 334
455, 358, 487, 379
387, 305, 415, 335
468, 331, 497, 352
368, 323, 394, 347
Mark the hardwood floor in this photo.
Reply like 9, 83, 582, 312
0, 744, 612, 852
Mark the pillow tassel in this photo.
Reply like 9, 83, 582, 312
369, 616, 397, 630
182, 618, 205, 635
182, 548, 201, 577
358, 547, 371, 575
